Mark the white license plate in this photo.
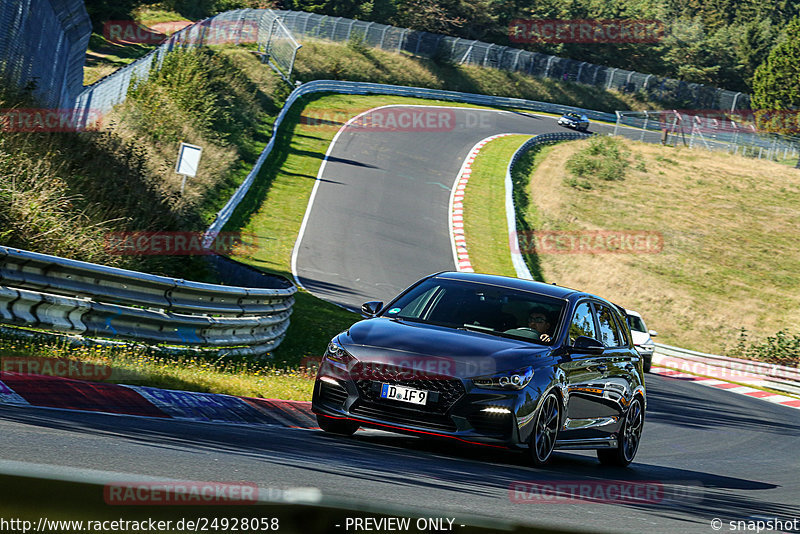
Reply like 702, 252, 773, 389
380, 383, 428, 405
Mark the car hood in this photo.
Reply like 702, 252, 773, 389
630, 330, 652, 346
339, 318, 552, 378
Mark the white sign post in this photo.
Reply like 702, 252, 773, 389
175, 142, 203, 195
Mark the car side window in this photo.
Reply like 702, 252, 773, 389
568, 302, 597, 344
595, 304, 624, 347
614, 312, 631, 346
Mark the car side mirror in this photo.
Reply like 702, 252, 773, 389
569, 336, 605, 354
649, 330, 658, 337
361, 301, 383, 318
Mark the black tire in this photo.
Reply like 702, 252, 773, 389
317, 414, 359, 436
597, 396, 644, 467
529, 393, 560, 467
643, 355, 652, 373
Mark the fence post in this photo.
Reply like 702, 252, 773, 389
544, 56, 554, 77
379, 25, 389, 49
731, 92, 741, 114
512, 49, 522, 71
576, 62, 586, 83
288, 44, 301, 83
641, 111, 648, 141
398, 28, 409, 52
606, 68, 617, 90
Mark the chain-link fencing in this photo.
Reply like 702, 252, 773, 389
274, 10, 751, 112
0, 0, 91, 108
74, 9, 299, 127
614, 110, 800, 166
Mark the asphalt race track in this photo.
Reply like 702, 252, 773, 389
290, 105, 800, 531
293, 106, 617, 310
1, 374, 799, 533
2, 105, 800, 533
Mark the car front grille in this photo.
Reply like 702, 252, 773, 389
351, 362, 466, 415
349, 402, 457, 432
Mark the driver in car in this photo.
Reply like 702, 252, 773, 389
527, 308, 553, 343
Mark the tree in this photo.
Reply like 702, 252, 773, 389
752, 16, 800, 110
736, 20, 775, 91
752, 16, 800, 141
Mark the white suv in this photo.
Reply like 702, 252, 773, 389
625, 309, 657, 373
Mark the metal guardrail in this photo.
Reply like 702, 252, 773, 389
504, 132, 592, 280
206, 79, 613, 238
655, 342, 800, 396
0, 246, 295, 356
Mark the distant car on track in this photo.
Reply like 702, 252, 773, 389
312, 272, 646, 467
625, 309, 657, 373
557, 112, 590, 131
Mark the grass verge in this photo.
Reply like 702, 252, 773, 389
0, 329, 314, 400
461, 135, 528, 277
462, 134, 800, 360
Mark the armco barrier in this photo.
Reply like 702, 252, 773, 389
503, 132, 592, 280
655, 343, 800, 396
205, 79, 613, 239
0, 246, 295, 356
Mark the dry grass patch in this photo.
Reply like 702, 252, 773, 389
523, 138, 800, 354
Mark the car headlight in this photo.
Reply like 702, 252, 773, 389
324, 340, 354, 364
472, 366, 534, 390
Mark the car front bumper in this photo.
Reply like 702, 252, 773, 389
311, 361, 533, 448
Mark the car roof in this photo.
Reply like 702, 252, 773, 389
432, 271, 579, 299
624, 308, 642, 318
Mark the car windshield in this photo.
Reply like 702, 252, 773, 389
565, 113, 580, 119
383, 277, 565, 344
627, 315, 647, 333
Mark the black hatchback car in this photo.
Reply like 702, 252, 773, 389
312, 272, 645, 467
